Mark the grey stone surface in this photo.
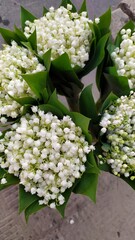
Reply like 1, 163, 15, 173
0, 1, 135, 240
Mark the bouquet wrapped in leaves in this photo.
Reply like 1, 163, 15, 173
1, 0, 134, 222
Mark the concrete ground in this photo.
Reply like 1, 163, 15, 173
0, 0, 135, 240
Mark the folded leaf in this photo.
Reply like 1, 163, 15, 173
22, 71, 48, 100
79, 33, 110, 78
48, 90, 70, 115
43, 49, 51, 71
0, 27, 19, 45
21, 6, 37, 30
19, 185, 39, 213
0, 174, 19, 191
78, 0, 87, 14
70, 112, 92, 143
79, 84, 98, 123
73, 173, 99, 203
39, 104, 64, 118
100, 92, 118, 113
28, 29, 37, 52
98, 8, 111, 36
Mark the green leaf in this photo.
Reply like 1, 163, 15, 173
43, 6, 48, 15
79, 33, 110, 77
0, 167, 7, 179
25, 200, 46, 222
70, 112, 92, 143
21, 6, 37, 30
48, 90, 70, 115
98, 8, 111, 35
100, 92, 118, 113
43, 49, 51, 71
78, 0, 87, 14
19, 185, 39, 213
0, 174, 19, 191
39, 104, 64, 118
74, 173, 98, 203
60, 0, 77, 12
86, 152, 100, 174
14, 25, 27, 42
104, 71, 130, 96
28, 29, 37, 52
22, 71, 48, 100
51, 53, 83, 90
79, 84, 98, 123
0, 28, 19, 45
9, 95, 37, 106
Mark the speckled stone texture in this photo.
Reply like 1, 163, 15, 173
0, 1, 135, 240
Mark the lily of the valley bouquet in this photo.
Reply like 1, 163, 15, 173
1, 0, 134, 221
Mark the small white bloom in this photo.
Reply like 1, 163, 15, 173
1, 178, 7, 184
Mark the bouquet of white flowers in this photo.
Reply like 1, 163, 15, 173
2, 0, 134, 222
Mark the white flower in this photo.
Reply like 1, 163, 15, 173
0, 41, 45, 118
24, 5, 93, 68
1, 178, 7, 184
0, 108, 94, 208
111, 28, 135, 88
100, 92, 135, 180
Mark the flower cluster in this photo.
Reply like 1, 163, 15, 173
24, 4, 93, 68
111, 28, 135, 89
0, 41, 45, 118
0, 107, 93, 208
99, 92, 135, 179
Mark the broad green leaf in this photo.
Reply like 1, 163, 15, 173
104, 71, 130, 96
14, 25, 27, 42
25, 200, 46, 222
21, 41, 33, 51
22, 71, 48, 100
100, 92, 118, 113
43, 6, 48, 15
0, 28, 19, 45
28, 29, 37, 52
0, 174, 19, 191
21, 6, 37, 30
19, 185, 39, 213
86, 152, 100, 174
9, 95, 37, 106
51, 53, 83, 89
48, 90, 70, 115
43, 49, 51, 71
78, 0, 87, 14
39, 104, 64, 118
79, 33, 110, 78
115, 20, 134, 47
73, 173, 98, 203
42, 88, 49, 103
98, 8, 111, 35
60, 0, 77, 12
70, 112, 92, 143
51, 53, 83, 97
79, 84, 98, 123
